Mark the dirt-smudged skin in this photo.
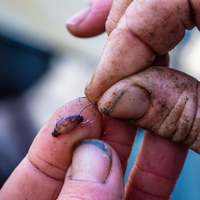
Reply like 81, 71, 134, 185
52, 115, 83, 137
52, 100, 99, 137
85, 0, 200, 102
98, 67, 200, 154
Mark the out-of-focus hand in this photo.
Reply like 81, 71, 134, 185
0, 98, 188, 199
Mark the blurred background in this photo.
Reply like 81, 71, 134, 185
0, 0, 200, 199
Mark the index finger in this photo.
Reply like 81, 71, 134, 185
85, 0, 197, 102
0, 98, 103, 200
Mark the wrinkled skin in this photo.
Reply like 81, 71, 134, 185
67, 0, 200, 198
84, 0, 199, 101
67, 0, 200, 153
0, 98, 188, 200
99, 67, 200, 154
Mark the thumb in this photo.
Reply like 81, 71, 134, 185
66, 0, 113, 38
57, 139, 124, 200
85, 0, 196, 101
98, 66, 200, 154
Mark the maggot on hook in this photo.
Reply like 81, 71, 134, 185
52, 99, 98, 137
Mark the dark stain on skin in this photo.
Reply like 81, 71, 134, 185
103, 85, 130, 116
75, 140, 112, 164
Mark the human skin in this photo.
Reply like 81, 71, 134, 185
0, 98, 188, 200
98, 66, 200, 154
84, 0, 199, 101
1, 1, 199, 199
67, 0, 200, 152
66, 1, 200, 198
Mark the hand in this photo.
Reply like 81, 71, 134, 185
66, 0, 200, 153
0, 98, 187, 199
66, 0, 199, 102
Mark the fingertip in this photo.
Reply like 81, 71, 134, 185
1, 99, 103, 200
29, 97, 103, 181
66, 0, 113, 38
58, 139, 124, 200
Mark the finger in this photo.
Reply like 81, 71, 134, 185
97, 52, 169, 171
123, 54, 171, 198
85, 0, 197, 101
0, 98, 103, 200
101, 116, 138, 175
125, 131, 188, 199
57, 139, 124, 200
106, 0, 133, 35
66, 0, 113, 37
98, 66, 200, 154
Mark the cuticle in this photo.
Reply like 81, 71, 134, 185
74, 139, 112, 160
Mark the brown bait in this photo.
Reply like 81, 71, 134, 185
52, 100, 98, 137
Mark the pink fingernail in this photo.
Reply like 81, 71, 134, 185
99, 85, 151, 119
71, 139, 112, 183
66, 6, 91, 25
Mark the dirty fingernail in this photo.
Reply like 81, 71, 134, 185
71, 139, 112, 182
99, 85, 150, 119
66, 6, 91, 25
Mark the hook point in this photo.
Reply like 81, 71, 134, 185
81, 119, 91, 124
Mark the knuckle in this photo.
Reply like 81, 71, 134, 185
156, 91, 195, 142
124, 0, 193, 54
144, 68, 199, 148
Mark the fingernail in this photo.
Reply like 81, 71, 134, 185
100, 85, 150, 119
71, 139, 112, 183
66, 6, 91, 25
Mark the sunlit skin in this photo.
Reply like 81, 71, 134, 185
68, 0, 200, 199
1, 0, 200, 199
98, 67, 200, 153
68, 0, 200, 155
